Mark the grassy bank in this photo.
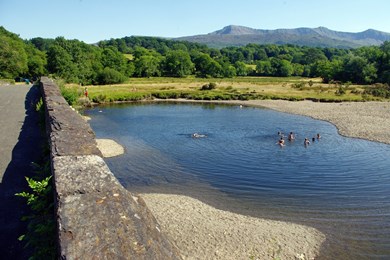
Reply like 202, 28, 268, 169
60, 77, 386, 106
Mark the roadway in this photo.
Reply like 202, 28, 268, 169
0, 83, 43, 258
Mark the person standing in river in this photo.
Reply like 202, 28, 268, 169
288, 132, 295, 141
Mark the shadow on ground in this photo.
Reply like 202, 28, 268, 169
0, 85, 45, 259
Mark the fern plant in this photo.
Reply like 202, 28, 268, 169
15, 172, 56, 259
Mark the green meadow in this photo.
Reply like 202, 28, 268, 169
60, 76, 382, 106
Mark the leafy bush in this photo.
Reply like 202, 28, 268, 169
91, 94, 107, 103
96, 68, 127, 85
15, 166, 55, 259
152, 91, 188, 99
291, 82, 306, 90
60, 85, 80, 105
335, 86, 346, 95
200, 82, 217, 90
363, 83, 390, 98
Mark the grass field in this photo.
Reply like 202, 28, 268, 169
61, 76, 382, 105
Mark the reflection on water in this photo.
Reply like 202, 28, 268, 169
86, 102, 390, 259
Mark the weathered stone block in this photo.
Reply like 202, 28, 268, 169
41, 77, 181, 259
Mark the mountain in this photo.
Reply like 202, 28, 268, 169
176, 25, 390, 48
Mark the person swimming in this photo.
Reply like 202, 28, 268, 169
304, 138, 310, 146
278, 137, 285, 147
192, 133, 206, 138
288, 132, 295, 141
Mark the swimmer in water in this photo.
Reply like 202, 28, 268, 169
278, 137, 285, 147
192, 133, 206, 138
288, 132, 295, 141
304, 138, 310, 146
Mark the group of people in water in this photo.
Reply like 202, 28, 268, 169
277, 131, 321, 147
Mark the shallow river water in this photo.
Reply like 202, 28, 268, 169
85, 102, 390, 259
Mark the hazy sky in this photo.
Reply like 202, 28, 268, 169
1, 0, 390, 43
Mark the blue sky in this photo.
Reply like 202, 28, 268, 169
1, 0, 390, 43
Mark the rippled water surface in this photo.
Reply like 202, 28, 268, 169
86, 102, 390, 259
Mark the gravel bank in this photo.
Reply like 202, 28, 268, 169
244, 100, 390, 144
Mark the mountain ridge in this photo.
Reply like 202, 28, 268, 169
176, 25, 390, 48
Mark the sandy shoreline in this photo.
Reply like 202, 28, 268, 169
97, 100, 390, 259
142, 193, 325, 260
243, 100, 390, 145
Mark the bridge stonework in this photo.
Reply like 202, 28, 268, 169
40, 77, 181, 259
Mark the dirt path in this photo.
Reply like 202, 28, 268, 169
0, 84, 44, 258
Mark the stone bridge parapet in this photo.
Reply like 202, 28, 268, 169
40, 77, 181, 259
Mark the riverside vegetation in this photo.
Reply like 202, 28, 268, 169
59, 76, 388, 107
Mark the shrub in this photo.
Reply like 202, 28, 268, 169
60, 86, 79, 105
91, 94, 107, 103
15, 161, 55, 259
200, 82, 217, 91
363, 83, 390, 98
96, 68, 127, 85
335, 86, 346, 96
291, 82, 306, 90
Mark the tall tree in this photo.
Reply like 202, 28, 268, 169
134, 54, 163, 77
46, 44, 77, 82
25, 43, 47, 78
0, 27, 28, 78
163, 50, 194, 77
235, 61, 249, 76
342, 55, 377, 84
378, 41, 390, 84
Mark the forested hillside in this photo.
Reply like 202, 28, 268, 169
1, 26, 390, 95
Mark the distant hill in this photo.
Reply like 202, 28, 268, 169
176, 25, 390, 48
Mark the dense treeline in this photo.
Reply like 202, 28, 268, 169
99, 36, 390, 85
1, 26, 390, 90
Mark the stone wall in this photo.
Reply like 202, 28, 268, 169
40, 77, 181, 259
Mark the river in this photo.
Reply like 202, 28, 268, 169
85, 102, 390, 259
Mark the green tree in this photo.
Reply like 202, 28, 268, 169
220, 62, 236, 78
193, 53, 224, 78
302, 47, 328, 65
25, 43, 47, 78
342, 55, 377, 84
292, 63, 304, 76
101, 46, 127, 73
234, 61, 248, 76
134, 54, 163, 77
312, 59, 343, 82
256, 60, 273, 76
163, 50, 194, 77
271, 58, 293, 77
378, 41, 390, 84
46, 44, 77, 82
0, 27, 28, 78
